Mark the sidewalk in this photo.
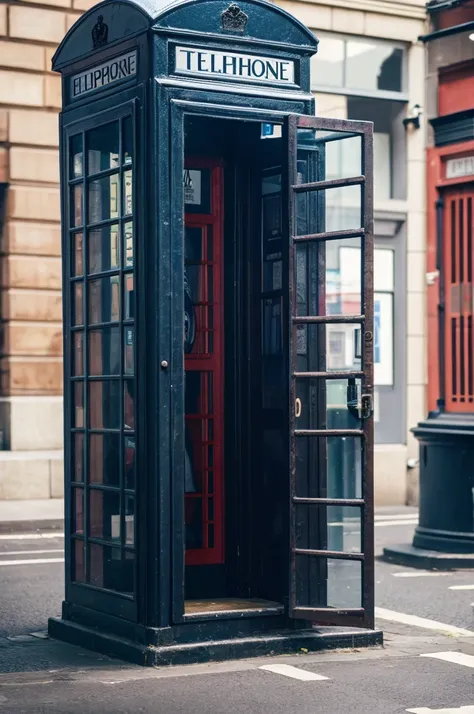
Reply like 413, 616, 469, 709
0, 499, 64, 533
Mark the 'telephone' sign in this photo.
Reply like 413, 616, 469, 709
175, 47, 295, 84
71, 51, 137, 98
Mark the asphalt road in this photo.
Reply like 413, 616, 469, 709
1, 510, 474, 713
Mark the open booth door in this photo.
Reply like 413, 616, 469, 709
286, 114, 375, 629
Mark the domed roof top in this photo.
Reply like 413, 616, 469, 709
52, 0, 318, 70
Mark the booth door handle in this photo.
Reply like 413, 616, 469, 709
295, 398, 302, 418
361, 394, 373, 421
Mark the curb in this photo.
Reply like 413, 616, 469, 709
382, 543, 474, 570
0, 519, 64, 535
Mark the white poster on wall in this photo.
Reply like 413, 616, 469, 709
374, 292, 393, 386
339, 246, 394, 386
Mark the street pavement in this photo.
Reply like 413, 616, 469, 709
1, 509, 474, 713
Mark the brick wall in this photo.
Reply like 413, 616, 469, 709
0, 0, 94, 398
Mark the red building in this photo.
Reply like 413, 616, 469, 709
425, 0, 474, 416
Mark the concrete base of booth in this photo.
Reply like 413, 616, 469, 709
48, 617, 383, 667
382, 543, 474, 570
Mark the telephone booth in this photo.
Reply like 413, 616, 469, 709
49, 0, 381, 665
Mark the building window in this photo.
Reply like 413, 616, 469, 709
311, 33, 407, 98
347, 96, 407, 202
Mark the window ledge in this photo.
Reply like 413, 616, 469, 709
374, 203, 407, 237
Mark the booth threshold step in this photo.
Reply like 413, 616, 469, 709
48, 617, 382, 667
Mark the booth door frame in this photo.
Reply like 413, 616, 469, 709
169, 100, 375, 630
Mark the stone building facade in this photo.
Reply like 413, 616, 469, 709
0, 0, 429, 504
0, 0, 96, 499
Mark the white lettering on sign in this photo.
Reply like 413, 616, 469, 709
175, 47, 295, 85
446, 155, 474, 179
71, 51, 137, 99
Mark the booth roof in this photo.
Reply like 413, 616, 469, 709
52, 0, 319, 70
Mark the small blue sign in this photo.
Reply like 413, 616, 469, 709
261, 123, 274, 138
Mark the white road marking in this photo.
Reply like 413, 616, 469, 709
393, 572, 452, 578
449, 585, 474, 591
374, 519, 418, 527
421, 651, 474, 668
375, 607, 474, 637
407, 707, 474, 713
259, 664, 329, 681
0, 533, 64, 541
0, 558, 64, 567
376, 513, 418, 521
0, 549, 63, 557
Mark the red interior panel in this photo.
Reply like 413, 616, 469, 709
184, 160, 225, 565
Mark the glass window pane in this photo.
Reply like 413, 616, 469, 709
327, 559, 361, 607
71, 184, 83, 228
89, 380, 120, 429
124, 273, 135, 320
295, 181, 362, 252
89, 326, 120, 376
123, 116, 133, 165
124, 222, 134, 268
90, 489, 120, 541
325, 135, 362, 182
124, 380, 135, 431
310, 35, 344, 88
89, 543, 134, 594
88, 225, 119, 274
295, 436, 362, 499
73, 433, 84, 483
73, 331, 84, 376
70, 134, 83, 178
123, 169, 132, 216
295, 504, 362, 553
125, 435, 135, 490
88, 174, 120, 224
73, 381, 84, 428
89, 433, 120, 486
295, 556, 361, 608
324, 185, 362, 233
295, 377, 362, 431
346, 41, 403, 93
87, 122, 119, 174
295, 238, 361, 318
72, 487, 84, 533
73, 282, 83, 326
326, 324, 362, 372
125, 495, 135, 546
73, 232, 83, 276
72, 539, 85, 583
88, 276, 120, 325
124, 326, 134, 375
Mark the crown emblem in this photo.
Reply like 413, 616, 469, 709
92, 15, 108, 49
221, 3, 248, 32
